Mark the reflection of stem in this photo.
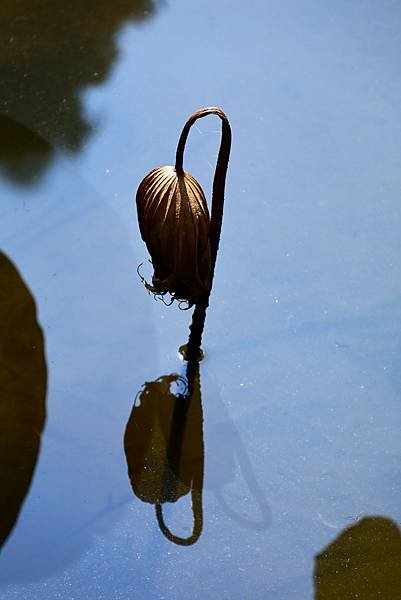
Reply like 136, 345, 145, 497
175, 108, 232, 360
162, 361, 199, 494
155, 489, 202, 546
185, 357, 200, 395
156, 359, 204, 545
162, 360, 200, 472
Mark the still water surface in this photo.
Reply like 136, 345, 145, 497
1, 1, 401, 598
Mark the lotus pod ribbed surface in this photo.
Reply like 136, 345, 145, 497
136, 165, 211, 306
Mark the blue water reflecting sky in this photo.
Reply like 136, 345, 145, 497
1, 1, 401, 598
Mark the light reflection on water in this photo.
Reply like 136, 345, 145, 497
1, 0, 401, 598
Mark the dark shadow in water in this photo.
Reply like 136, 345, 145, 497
0, 116, 53, 185
0, 0, 157, 185
0, 251, 47, 550
314, 516, 401, 599
197, 365, 271, 532
125, 359, 204, 546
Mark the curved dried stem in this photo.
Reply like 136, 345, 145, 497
175, 108, 231, 360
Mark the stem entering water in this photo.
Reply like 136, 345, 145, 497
175, 107, 231, 360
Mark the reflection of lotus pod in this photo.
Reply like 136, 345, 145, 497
124, 365, 204, 545
136, 165, 211, 306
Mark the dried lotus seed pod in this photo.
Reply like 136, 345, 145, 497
136, 106, 231, 359
136, 165, 211, 307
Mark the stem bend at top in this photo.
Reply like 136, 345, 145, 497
174, 107, 231, 275
175, 107, 231, 175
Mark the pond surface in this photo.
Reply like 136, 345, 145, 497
1, 1, 401, 598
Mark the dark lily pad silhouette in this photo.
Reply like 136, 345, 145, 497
0, 251, 47, 549
0, 0, 156, 183
314, 516, 401, 599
